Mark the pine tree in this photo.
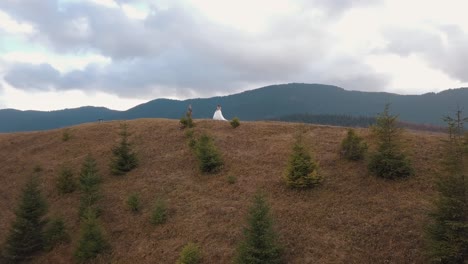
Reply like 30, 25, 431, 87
44, 218, 70, 251
284, 136, 321, 188
151, 198, 168, 225
235, 193, 282, 264
340, 129, 368, 161
110, 124, 138, 175
56, 165, 76, 194
3, 176, 48, 262
426, 109, 468, 263
74, 209, 108, 262
368, 104, 413, 179
195, 134, 223, 174
79, 155, 101, 217
177, 242, 202, 264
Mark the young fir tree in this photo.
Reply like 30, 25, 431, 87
368, 104, 413, 179
284, 135, 321, 188
56, 165, 76, 194
110, 124, 138, 175
195, 134, 223, 174
426, 109, 468, 263
44, 218, 70, 251
340, 128, 368, 161
79, 155, 102, 217
236, 193, 282, 264
74, 209, 108, 262
176, 242, 202, 264
3, 176, 48, 262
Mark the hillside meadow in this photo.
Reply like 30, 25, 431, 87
0, 119, 447, 263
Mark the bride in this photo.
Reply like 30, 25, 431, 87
213, 105, 227, 121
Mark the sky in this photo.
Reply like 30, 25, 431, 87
1, 0, 468, 111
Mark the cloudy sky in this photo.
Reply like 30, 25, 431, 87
1, 0, 468, 111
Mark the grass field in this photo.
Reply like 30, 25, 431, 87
0, 119, 447, 263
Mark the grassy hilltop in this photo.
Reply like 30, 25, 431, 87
0, 119, 446, 263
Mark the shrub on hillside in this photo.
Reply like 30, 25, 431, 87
44, 218, 70, 251
426, 110, 468, 263
3, 176, 48, 262
74, 209, 108, 262
368, 104, 413, 179
79, 155, 102, 217
177, 242, 202, 264
62, 129, 71, 142
340, 129, 367, 161
284, 136, 321, 188
195, 134, 223, 174
180, 115, 195, 129
230, 117, 241, 128
185, 129, 197, 150
110, 124, 138, 175
235, 193, 282, 264
126, 193, 141, 213
227, 174, 237, 184
56, 165, 76, 194
151, 198, 167, 225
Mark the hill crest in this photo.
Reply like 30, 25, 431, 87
0, 119, 444, 263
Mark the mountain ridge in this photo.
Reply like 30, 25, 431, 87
1, 83, 468, 132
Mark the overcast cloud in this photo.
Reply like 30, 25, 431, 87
0, 0, 468, 110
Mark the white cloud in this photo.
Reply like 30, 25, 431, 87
1, 81, 144, 111
366, 54, 468, 94
1, 51, 110, 72
0, 10, 34, 34
121, 4, 149, 19
1, 0, 468, 111
186, 0, 301, 33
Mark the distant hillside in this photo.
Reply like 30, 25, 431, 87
0, 119, 444, 263
1, 83, 468, 132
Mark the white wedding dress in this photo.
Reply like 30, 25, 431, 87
213, 109, 227, 121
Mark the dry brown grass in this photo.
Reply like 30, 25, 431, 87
0, 119, 446, 263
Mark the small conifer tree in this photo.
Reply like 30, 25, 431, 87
426, 109, 468, 263
235, 193, 282, 264
195, 134, 223, 174
74, 209, 108, 262
3, 176, 48, 262
126, 193, 141, 213
44, 218, 69, 251
230, 117, 241, 128
177, 242, 202, 264
79, 155, 102, 217
62, 129, 71, 142
368, 104, 413, 179
151, 198, 168, 225
340, 129, 368, 161
284, 136, 321, 188
110, 123, 138, 175
56, 165, 76, 194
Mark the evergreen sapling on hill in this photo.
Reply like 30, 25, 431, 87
3, 176, 48, 262
426, 110, 468, 263
368, 104, 413, 179
74, 209, 108, 262
235, 193, 282, 264
195, 134, 223, 174
44, 218, 70, 251
284, 135, 321, 188
79, 155, 102, 217
110, 124, 138, 175
340, 128, 368, 161
230, 117, 241, 128
177, 242, 202, 264
56, 165, 76, 194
